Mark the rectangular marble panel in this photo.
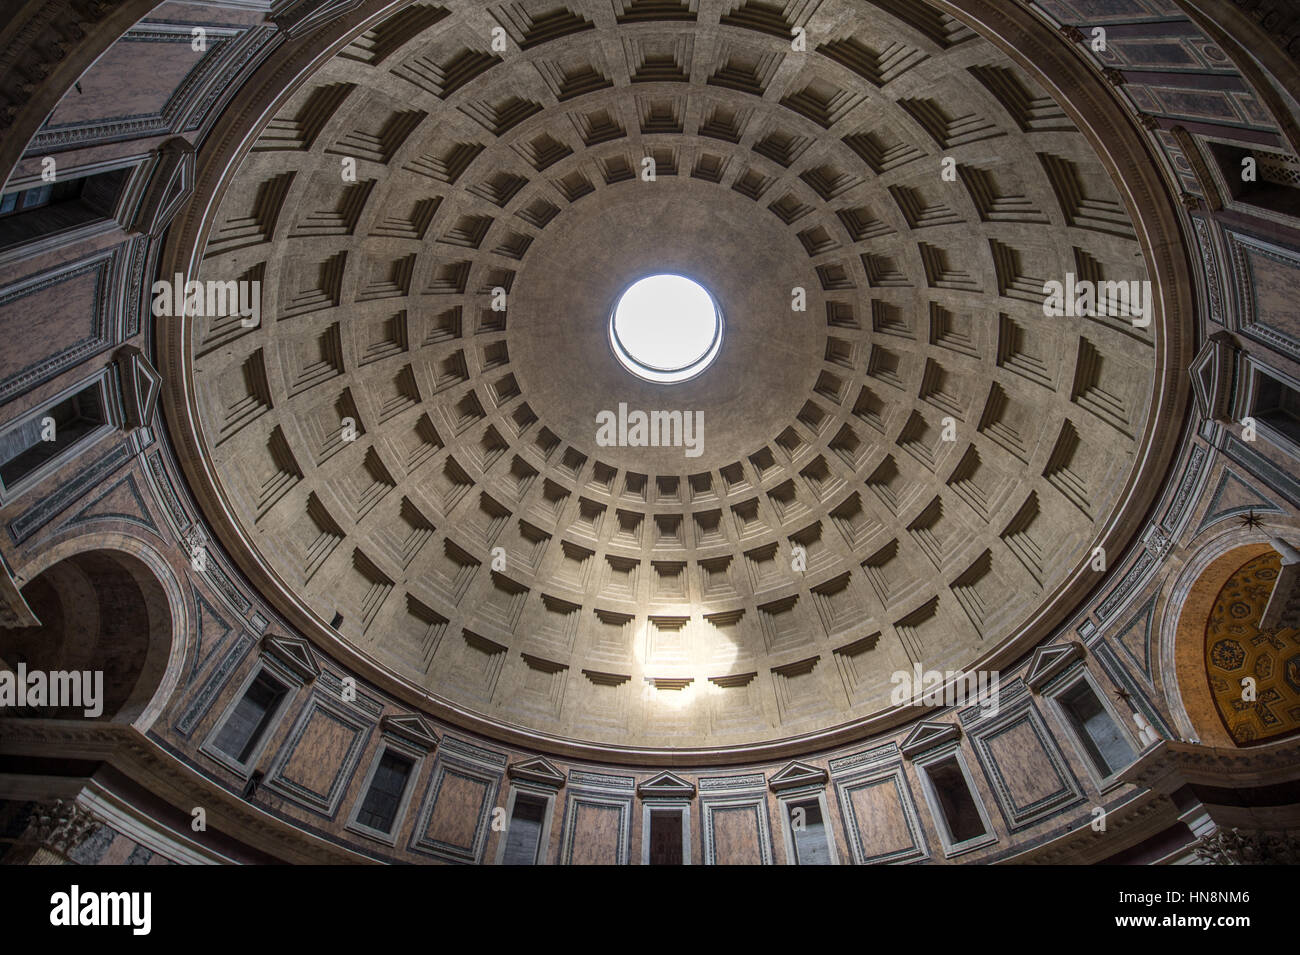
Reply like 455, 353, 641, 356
834, 766, 928, 864
701, 795, 773, 865
969, 701, 1084, 832
411, 756, 500, 862
264, 695, 371, 817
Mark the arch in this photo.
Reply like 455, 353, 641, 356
1202, 551, 1300, 745
0, 533, 189, 731
1163, 531, 1300, 747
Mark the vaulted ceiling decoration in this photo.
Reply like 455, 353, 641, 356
175, 0, 1174, 750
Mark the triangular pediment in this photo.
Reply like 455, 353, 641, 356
1112, 599, 1156, 685
899, 720, 960, 758
507, 756, 566, 788
1188, 331, 1236, 422
115, 346, 162, 429
381, 713, 439, 751
64, 474, 158, 538
637, 771, 696, 798
768, 760, 828, 792
1024, 641, 1085, 693
261, 632, 320, 682
129, 138, 194, 238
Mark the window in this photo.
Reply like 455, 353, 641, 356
0, 184, 53, 217
773, 785, 837, 865
1252, 372, 1300, 448
494, 783, 560, 865
0, 168, 130, 250
638, 779, 693, 865
1209, 142, 1300, 219
787, 799, 833, 865
609, 273, 723, 383
1058, 680, 1135, 779
355, 750, 414, 834
0, 378, 113, 502
212, 672, 288, 764
922, 755, 990, 849
501, 794, 547, 865
648, 809, 684, 865
346, 727, 430, 843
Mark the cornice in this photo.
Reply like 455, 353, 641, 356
0, 719, 373, 864
1006, 788, 1178, 865
1118, 736, 1300, 792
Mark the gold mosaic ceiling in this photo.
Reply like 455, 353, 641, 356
1205, 552, 1300, 746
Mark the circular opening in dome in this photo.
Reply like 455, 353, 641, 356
609, 274, 723, 384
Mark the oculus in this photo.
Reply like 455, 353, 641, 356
608, 274, 723, 384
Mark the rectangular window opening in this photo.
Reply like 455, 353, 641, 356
1059, 680, 1135, 778
789, 798, 832, 865
1209, 142, 1300, 218
501, 794, 547, 865
926, 757, 987, 845
649, 809, 684, 865
213, 672, 288, 764
356, 749, 414, 834
0, 384, 108, 493
0, 168, 130, 249
1252, 373, 1300, 448
0, 183, 54, 216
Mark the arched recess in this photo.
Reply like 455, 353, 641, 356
0, 534, 188, 731
1202, 551, 1300, 745
1165, 536, 1300, 747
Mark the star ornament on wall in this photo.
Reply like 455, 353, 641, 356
1238, 509, 1266, 530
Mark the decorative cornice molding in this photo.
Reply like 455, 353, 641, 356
1015, 791, 1176, 865
0, 719, 370, 863
270, 0, 368, 39
1119, 737, 1300, 793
